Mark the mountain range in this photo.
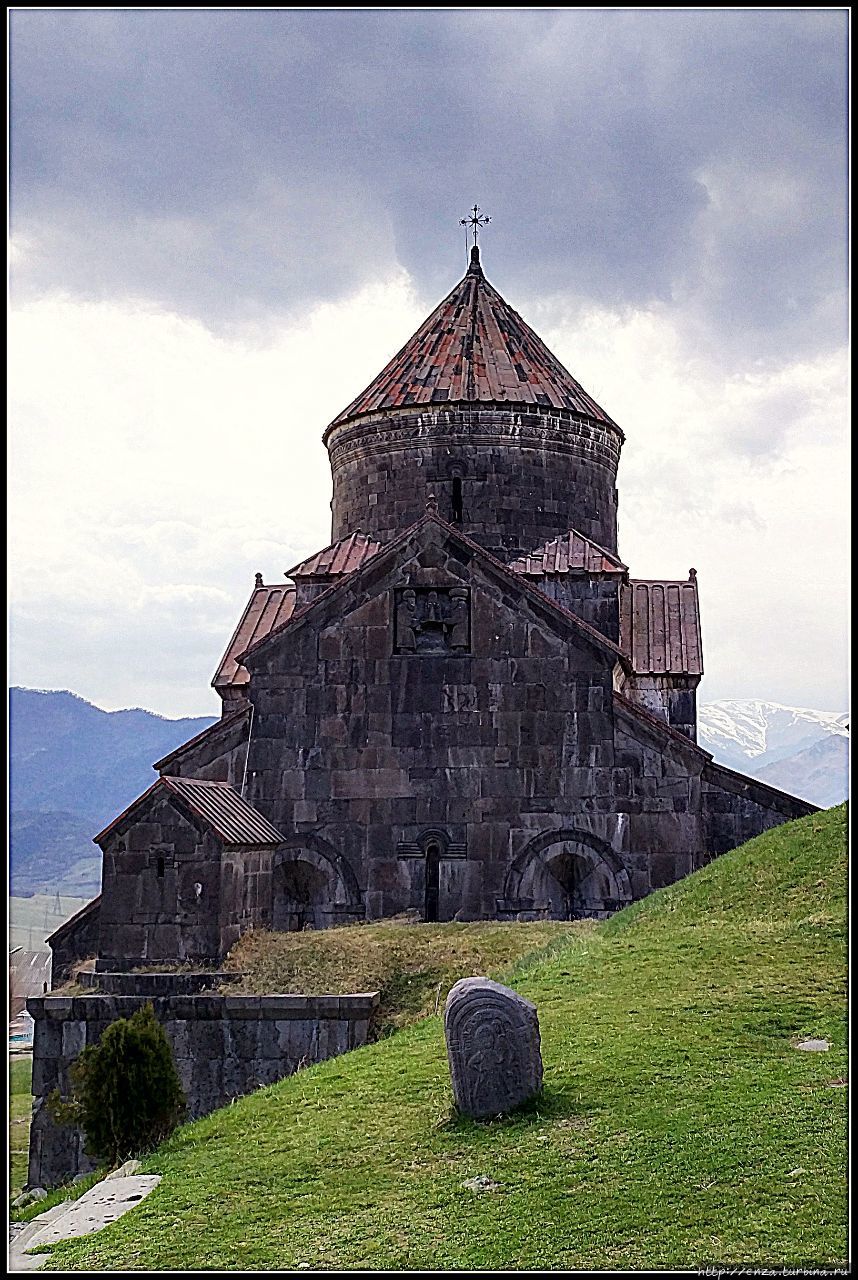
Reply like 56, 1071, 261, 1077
8, 687, 848, 900
9, 687, 215, 898
697, 700, 849, 809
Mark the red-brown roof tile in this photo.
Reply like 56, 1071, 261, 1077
327, 251, 618, 430
509, 529, 627, 577
620, 578, 702, 676
213, 581, 296, 690
286, 531, 382, 578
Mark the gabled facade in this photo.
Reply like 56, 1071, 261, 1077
92, 777, 283, 971
51, 246, 815, 978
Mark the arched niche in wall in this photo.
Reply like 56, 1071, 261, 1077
271, 836, 362, 932
503, 828, 632, 921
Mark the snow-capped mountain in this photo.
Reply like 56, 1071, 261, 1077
698, 700, 848, 809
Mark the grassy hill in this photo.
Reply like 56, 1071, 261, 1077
42, 806, 847, 1270
225, 919, 575, 1035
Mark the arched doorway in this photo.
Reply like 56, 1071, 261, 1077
424, 841, 441, 922
271, 839, 362, 932
503, 829, 632, 920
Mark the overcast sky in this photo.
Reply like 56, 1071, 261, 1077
9, 8, 849, 718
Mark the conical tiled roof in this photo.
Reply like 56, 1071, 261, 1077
328, 248, 617, 429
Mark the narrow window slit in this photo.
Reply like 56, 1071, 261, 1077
451, 477, 463, 523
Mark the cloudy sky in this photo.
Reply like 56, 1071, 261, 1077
9, 8, 848, 718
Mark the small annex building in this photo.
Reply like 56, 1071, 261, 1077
51, 243, 814, 979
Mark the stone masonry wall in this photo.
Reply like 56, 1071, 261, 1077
527, 576, 621, 644
613, 699, 707, 895
701, 761, 816, 857
97, 793, 224, 970
237, 522, 623, 925
96, 792, 275, 972
49, 898, 101, 988
623, 674, 699, 742
26, 990, 379, 1189
325, 404, 623, 560
156, 709, 250, 784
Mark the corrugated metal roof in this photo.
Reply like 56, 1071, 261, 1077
94, 779, 284, 847
327, 250, 618, 429
213, 580, 296, 689
620, 578, 702, 676
287, 531, 382, 578
162, 777, 284, 845
509, 529, 627, 577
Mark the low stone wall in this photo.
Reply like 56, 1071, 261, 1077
27, 990, 380, 1189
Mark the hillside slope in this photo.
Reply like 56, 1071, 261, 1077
42, 807, 848, 1271
755, 734, 849, 809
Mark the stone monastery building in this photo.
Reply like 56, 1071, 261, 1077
52, 244, 812, 978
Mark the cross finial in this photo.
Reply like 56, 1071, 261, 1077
460, 204, 490, 248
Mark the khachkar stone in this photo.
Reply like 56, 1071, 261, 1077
444, 977, 543, 1118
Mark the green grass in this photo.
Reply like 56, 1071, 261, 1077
9, 1055, 33, 1198
9, 1055, 105, 1222
43, 806, 847, 1270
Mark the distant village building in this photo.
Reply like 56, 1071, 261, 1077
51, 242, 813, 981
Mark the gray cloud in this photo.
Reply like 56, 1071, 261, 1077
10, 9, 848, 362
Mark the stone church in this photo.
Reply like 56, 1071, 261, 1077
51, 243, 813, 980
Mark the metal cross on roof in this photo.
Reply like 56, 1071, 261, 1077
460, 204, 490, 247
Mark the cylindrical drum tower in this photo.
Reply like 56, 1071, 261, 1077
323, 247, 624, 563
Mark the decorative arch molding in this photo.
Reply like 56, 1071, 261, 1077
418, 827, 451, 851
396, 828, 467, 860
273, 834, 362, 906
502, 827, 632, 919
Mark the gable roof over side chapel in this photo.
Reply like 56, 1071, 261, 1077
93, 776, 284, 848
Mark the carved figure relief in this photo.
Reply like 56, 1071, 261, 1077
444, 977, 543, 1117
393, 586, 471, 654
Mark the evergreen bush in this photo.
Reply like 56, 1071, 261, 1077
48, 1001, 186, 1167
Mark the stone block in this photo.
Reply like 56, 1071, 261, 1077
33, 1017, 63, 1058
31, 1053, 59, 1096
44, 998, 74, 1020
62, 1021, 87, 1058
444, 977, 542, 1119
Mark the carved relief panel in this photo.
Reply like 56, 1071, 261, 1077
393, 586, 471, 654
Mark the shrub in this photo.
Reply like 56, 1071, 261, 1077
49, 1001, 186, 1167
